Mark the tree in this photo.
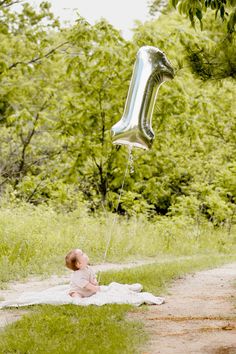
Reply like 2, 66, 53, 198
149, 0, 236, 80
0, 1, 235, 226
0, 1, 67, 201
130, 12, 236, 223
149, 0, 236, 33
54, 18, 135, 209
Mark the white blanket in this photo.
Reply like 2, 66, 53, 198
0, 282, 164, 308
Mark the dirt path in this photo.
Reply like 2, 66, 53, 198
134, 263, 236, 354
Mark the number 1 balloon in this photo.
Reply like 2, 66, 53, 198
111, 46, 174, 150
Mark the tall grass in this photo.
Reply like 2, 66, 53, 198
0, 203, 235, 283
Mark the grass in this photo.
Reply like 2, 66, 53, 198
0, 305, 145, 354
0, 254, 236, 354
0, 204, 235, 284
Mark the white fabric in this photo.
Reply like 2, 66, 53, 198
0, 282, 164, 308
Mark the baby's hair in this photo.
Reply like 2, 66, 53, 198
65, 249, 80, 271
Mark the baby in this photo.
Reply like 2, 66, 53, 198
65, 248, 100, 298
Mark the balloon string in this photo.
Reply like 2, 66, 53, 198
98, 146, 132, 283
128, 145, 134, 174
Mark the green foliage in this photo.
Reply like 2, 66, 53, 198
0, 3, 235, 227
0, 0, 67, 203
180, 15, 236, 79
131, 13, 236, 223
149, 0, 236, 33
149, 1, 236, 79
57, 18, 135, 206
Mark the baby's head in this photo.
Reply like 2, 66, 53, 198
65, 249, 89, 271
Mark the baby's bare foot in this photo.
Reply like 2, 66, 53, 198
69, 292, 81, 298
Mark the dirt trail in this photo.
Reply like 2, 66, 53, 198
134, 263, 236, 354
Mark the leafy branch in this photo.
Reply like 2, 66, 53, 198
0, 0, 22, 8
7, 41, 69, 71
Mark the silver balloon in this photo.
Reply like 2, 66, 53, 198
111, 46, 174, 150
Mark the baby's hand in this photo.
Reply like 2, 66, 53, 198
91, 278, 98, 286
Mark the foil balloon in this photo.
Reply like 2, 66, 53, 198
111, 46, 174, 150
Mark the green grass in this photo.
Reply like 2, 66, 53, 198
0, 204, 235, 284
0, 305, 145, 354
0, 255, 236, 354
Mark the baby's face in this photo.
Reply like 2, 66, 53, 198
75, 249, 89, 267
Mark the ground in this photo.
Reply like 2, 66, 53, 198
0, 262, 236, 354
131, 263, 236, 354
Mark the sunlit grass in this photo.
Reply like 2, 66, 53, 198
0, 204, 235, 284
0, 305, 146, 354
